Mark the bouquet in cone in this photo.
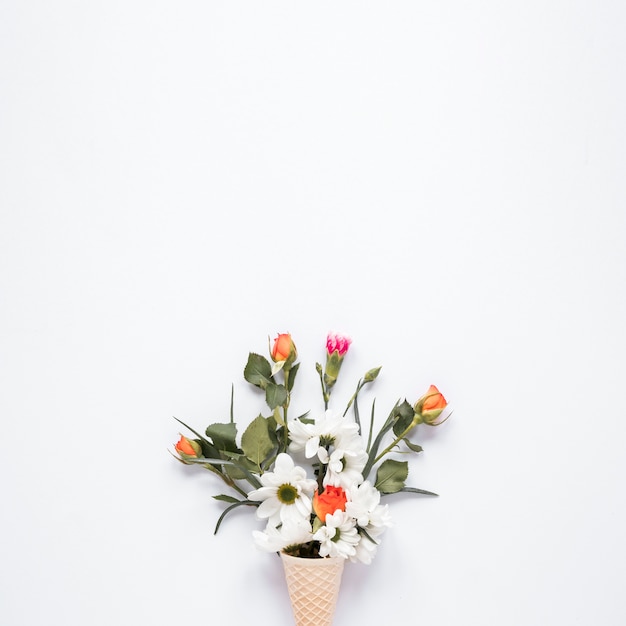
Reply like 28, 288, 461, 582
172, 332, 451, 624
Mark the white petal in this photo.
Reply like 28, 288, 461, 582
256, 497, 281, 519
274, 453, 294, 474
305, 436, 320, 459
248, 486, 275, 502
317, 447, 330, 464
294, 493, 312, 518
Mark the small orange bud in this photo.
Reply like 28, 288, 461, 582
175, 435, 201, 458
422, 385, 447, 412
415, 385, 448, 425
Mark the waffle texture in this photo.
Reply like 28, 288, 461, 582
280, 553, 345, 626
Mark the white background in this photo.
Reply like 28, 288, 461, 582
1, 2, 625, 625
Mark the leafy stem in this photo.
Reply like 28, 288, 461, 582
366, 398, 376, 452
180, 456, 262, 491
316, 362, 329, 410
218, 469, 249, 499
361, 400, 401, 480
372, 414, 419, 465
344, 367, 381, 435
283, 368, 290, 420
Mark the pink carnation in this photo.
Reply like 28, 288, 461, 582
326, 332, 352, 356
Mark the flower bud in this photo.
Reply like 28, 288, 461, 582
324, 332, 351, 390
270, 333, 297, 368
414, 385, 448, 425
313, 485, 347, 521
175, 435, 202, 460
364, 366, 382, 383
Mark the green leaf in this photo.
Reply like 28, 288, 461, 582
362, 399, 401, 480
244, 353, 273, 389
353, 392, 361, 434
392, 400, 416, 437
229, 384, 235, 423
272, 406, 284, 426
221, 451, 261, 484
205, 422, 240, 453
173, 416, 221, 460
266, 413, 279, 441
197, 439, 220, 459
241, 415, 275, 467
294, 411, 312, 423
375, 459, 409, 494
213, 494, 241, 503
265, 382, 288, 410
359, 526, 380, 545
214, 501, 258, 534
286, 362, 300, 392
398, 486, 438, 496
176, 456, 235, 466
402, 438, 423, 453
366, 398, 376, 453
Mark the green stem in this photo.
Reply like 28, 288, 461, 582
229, 384, 234, 423
184, 456, 262, 490
317, 364, 329, 409
343, 380, 363, 417
283, 369, 290, 421
366, 398, 376, 452
362, 400, 400, 480
353, 392, 361, 434
202, 463, 250, 498
373, 417, 419, 465
223, 475, 250, 498
315, 460, 326, 494
282, 368, 290, 452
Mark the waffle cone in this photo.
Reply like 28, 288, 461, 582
280, 552, 345, 626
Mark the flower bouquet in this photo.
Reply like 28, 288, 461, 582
173, 332, 450, 626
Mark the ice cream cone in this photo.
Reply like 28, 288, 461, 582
280, 552, 345, 626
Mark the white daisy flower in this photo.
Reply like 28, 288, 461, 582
313, 510, 360, 559
345, 481, 392, 564
247, 453, 317, 526
288, 411, 360, 463
253, 518, 314, 553
350, 526, 384, 564
345, 481, 391, 528
367, 502, 393, 533
323, 446, 368, 490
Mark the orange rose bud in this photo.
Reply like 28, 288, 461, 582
175, 435, 202, 459
270, 333, 297, 366
415, 385, 448, 425
312, 485, 347, 521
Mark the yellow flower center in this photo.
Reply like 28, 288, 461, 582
277, 483, 298, 505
